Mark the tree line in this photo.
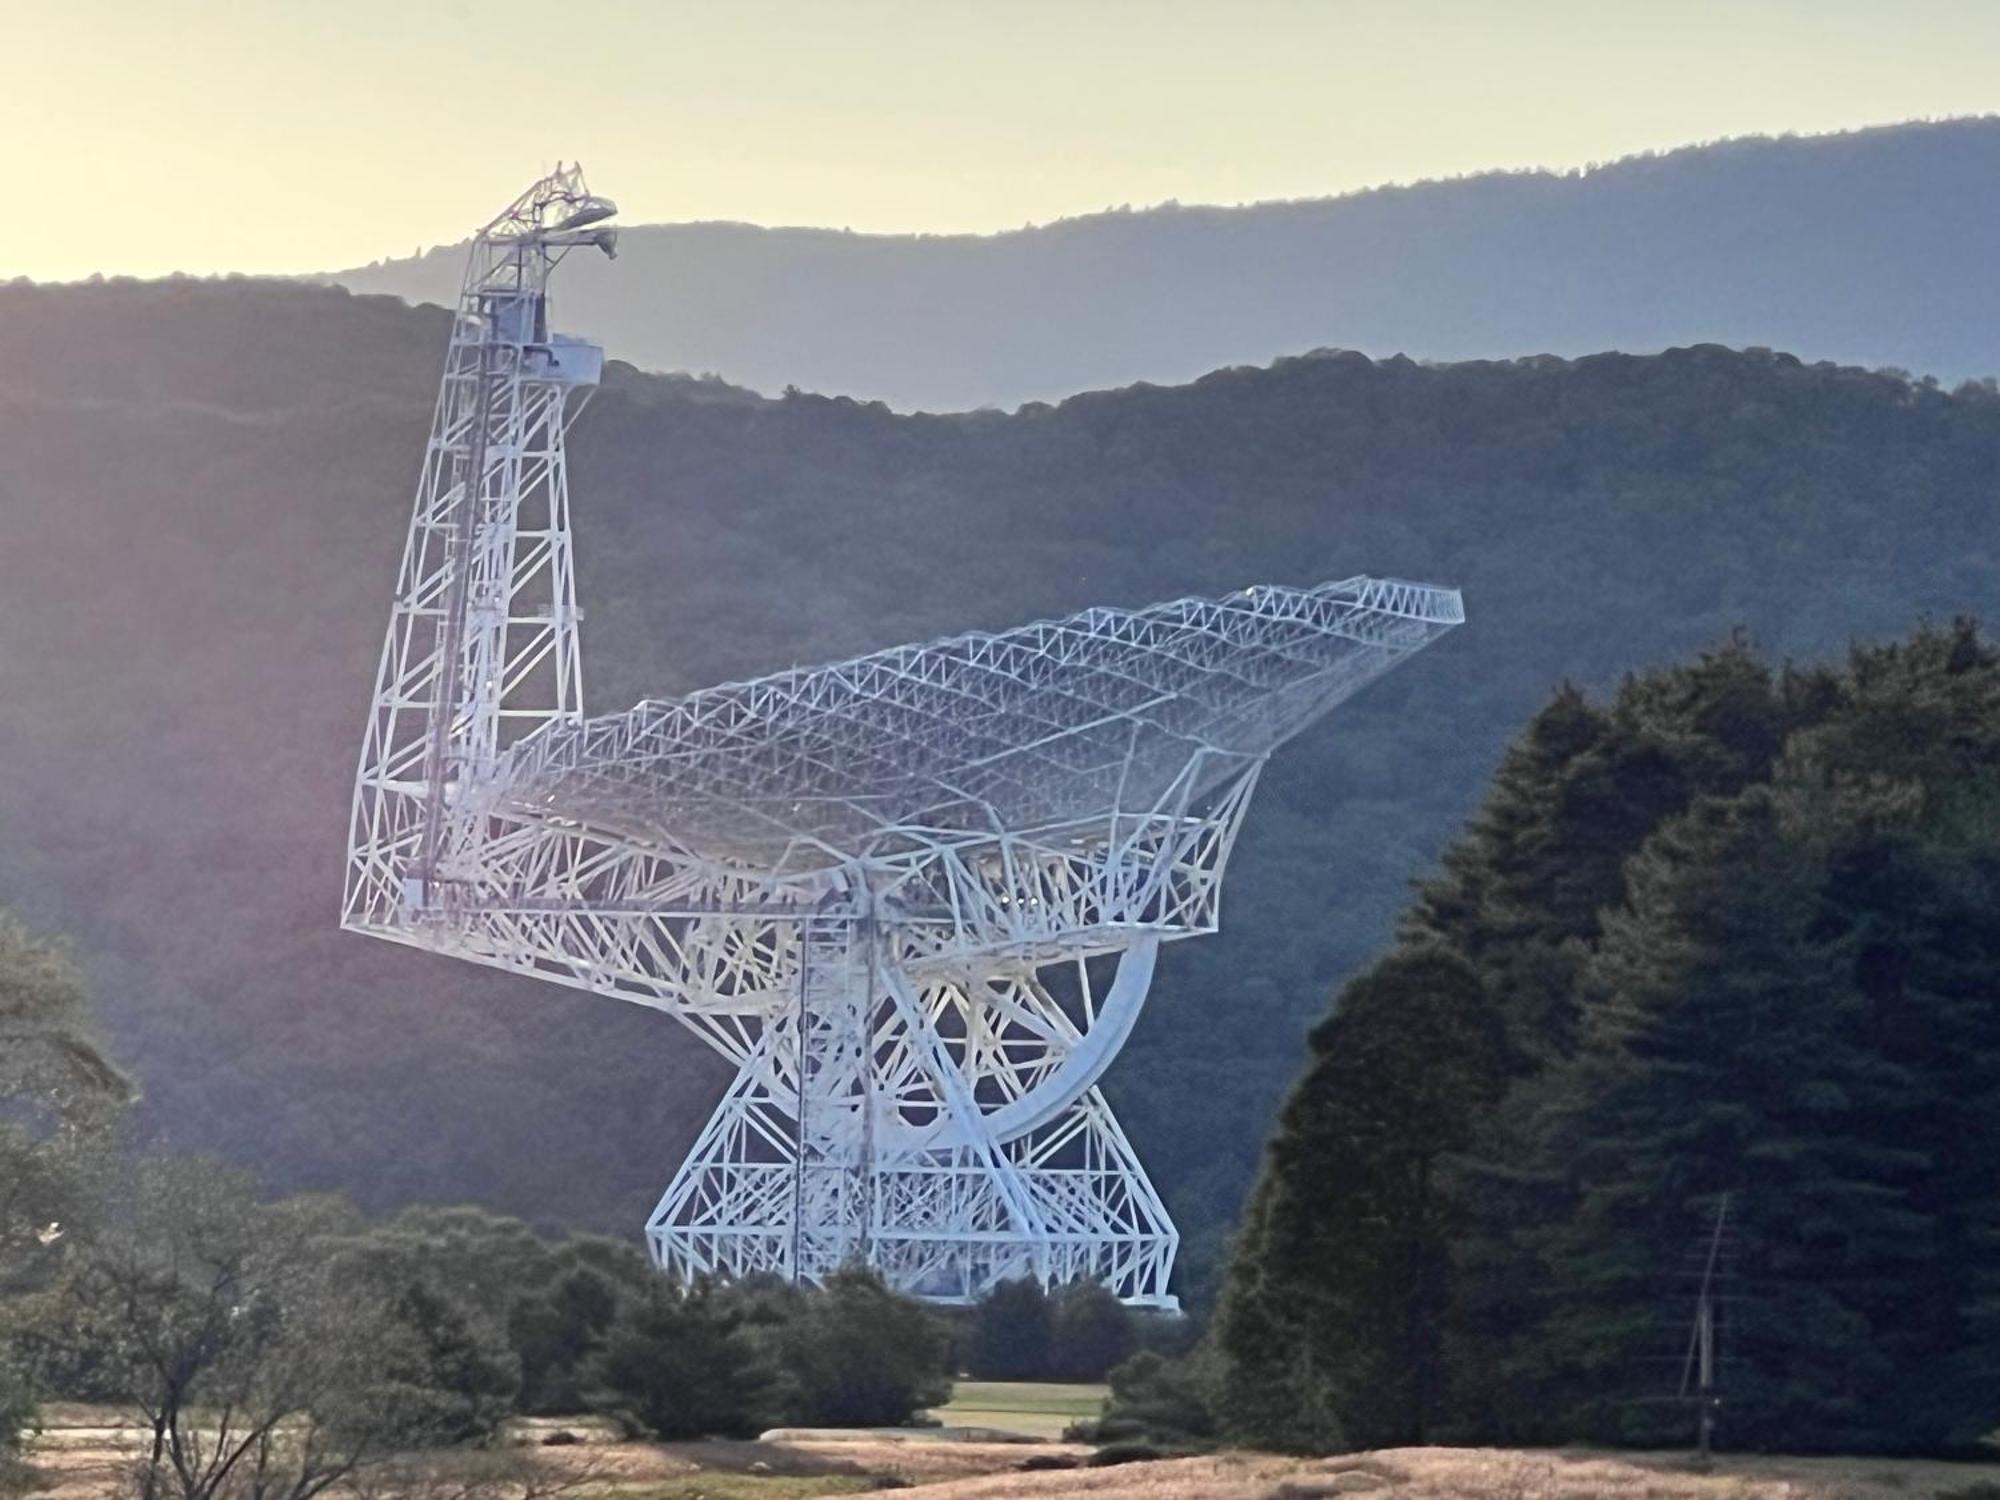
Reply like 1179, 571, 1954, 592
1117, 621, 2000, 1455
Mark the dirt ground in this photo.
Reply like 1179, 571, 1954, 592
22, 1407, 2000, 1500
19, 1406, 1086, 1499
894, 1445, 2000, 1500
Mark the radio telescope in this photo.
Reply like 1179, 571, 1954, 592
344, 168, 1464, 1306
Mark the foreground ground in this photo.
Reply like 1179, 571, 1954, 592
24, 1400, 2000, 1499
892, 1446, 2000, 1499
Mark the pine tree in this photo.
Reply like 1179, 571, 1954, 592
774, 1268, 951, 1426
374, 1280, 520, 1445
1217, 946, 1506, 1450
1410, 682, 1614, 1062
1413, 642, 1809, 1064
585, 1278, 771, 1439
964, 1277, 1053, 1380
1047, 1280, 1135, 1381
1532, 789, 1932, 1450
1781, 622, 2000, 1448
509, 1261, 626, 1414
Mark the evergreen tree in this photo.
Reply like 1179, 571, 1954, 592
373, 1280, 520, 1445
1097, 1345, 1221, 1444
1778, 622, 2000, 1447
584, 1279, 770, 1439
964, 1277, 1052, 1380
1217, 945, 1506, 1450
509, 1264, 624, 1415
1530, 788, 1932, 1450
1048, 1280, 1135, 1382
1413, 642, 1809, 1063
507, 1238, 651, 1415
773, 1268, 951, 1427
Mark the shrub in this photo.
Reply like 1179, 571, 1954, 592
964, 1278, 1052, 1379
1019, 1453, 1082, 1472
1088, 1440, 1166, 1466
373, 1280, 520, 1446
1048, 1280, 1136, 1381
1095, 1346, 1221, 1445
0, 1348, 36, 1491
775, 1268, 951, 1426
585, 1279, 770, 1439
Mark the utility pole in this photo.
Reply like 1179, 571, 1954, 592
1680, 1193, 1730, 1462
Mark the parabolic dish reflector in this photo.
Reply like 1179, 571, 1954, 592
499, 576, 1464, 872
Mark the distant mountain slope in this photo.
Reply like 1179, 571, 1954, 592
1, 280, 1996, 1292
329, 119, 2000, 411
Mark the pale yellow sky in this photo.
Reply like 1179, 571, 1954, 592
10, 0, 2000, 282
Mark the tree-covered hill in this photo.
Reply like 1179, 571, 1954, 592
330, 118, 2000, 410
0, 279, 1995, 1286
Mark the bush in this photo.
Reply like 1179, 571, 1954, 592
775, 1268, 951, 1426
0, 1348, 36, 1485
1096, 1347, 1220, 1444
1048, 1281, 1135, 1381
374, 1280, 520, 1446
585, 1279, 770, 1439
1065, 1414, 1143, 1443
964, 1278, 1052, 1379
1088, 1440, 1166, 1466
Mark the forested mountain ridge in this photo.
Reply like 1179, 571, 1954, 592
329, 118, 2000, 411
1, 278, 1996, 1292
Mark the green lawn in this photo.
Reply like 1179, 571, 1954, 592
930, 1380, 1108, 1440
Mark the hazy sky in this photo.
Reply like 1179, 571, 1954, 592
13, 0, 2000, 282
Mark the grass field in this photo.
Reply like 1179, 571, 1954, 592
929, 1380, 1109, 1439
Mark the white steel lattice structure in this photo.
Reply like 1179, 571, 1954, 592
344, 169, 1466, 1307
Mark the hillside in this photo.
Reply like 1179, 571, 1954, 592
1, 280, 1996, 1290
330, 119, 2000, 410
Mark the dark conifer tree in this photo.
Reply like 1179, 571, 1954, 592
1413, 642, 1805, 1064
1047, 1280, 1135, 1381
1531, 788, 1932, 1450
584, 1278, 771, 1439
1780, 622, 2000, 1448
965, 1276, 1053, 1380
774, 1268, 951, 1426
1217, 945, 1506, 1450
